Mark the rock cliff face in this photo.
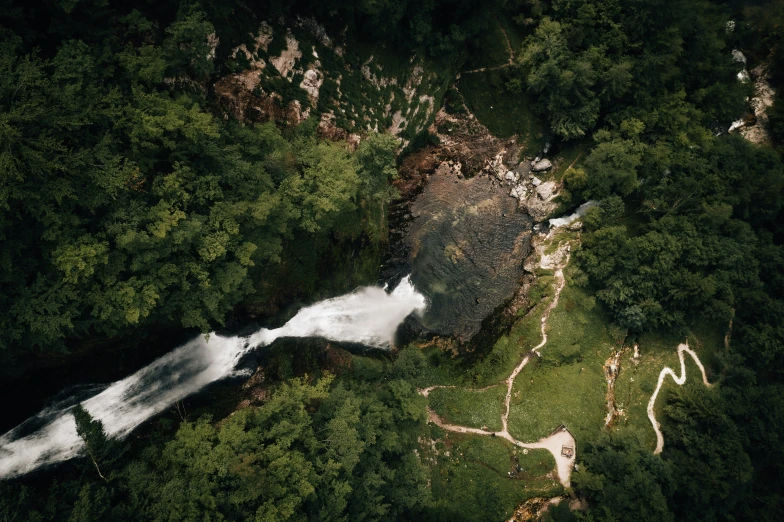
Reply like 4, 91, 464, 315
405, 162, 532, 340
740, 64, 775, 145
385, 97, 559, 342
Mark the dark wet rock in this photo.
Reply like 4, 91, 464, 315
406, 168, 532, 341
242, 367, 266, 390
322, 344, 353, 375
514, 162, 531, 179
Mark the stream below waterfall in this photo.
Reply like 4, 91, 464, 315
0, 278, 426, 479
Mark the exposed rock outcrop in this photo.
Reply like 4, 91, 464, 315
536, 181, 557, 201
741, 64, 775, 145
532, 158, 552, 172
213, 19, 441, 138
299, 68, 323, 105
269, 31, 302, 78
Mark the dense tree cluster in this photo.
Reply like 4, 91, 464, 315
2, 0, 784, 521
276, 0, 503, 59
0, 1, 399, 359
509, 0, 746, 139
0, 373, 432, 521
511, 1, 784, 520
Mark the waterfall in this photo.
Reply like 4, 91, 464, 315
548, 200, 598, 229
0, 276, 426, 480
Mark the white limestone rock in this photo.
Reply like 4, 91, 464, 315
536, 181, 557, 201
532, 158, 553, 172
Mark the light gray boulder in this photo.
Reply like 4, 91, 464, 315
532, 158, 552, 172
510, 185, 527, 200
536, 181, 557, 201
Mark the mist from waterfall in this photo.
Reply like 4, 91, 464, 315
0, 276, 426, 480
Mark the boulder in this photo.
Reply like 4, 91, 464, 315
346, 133, 362, 151
536, 181, 557, 201
532, 158, 552, 172
510, 185, 527, 200
514, 161, 531, 179
299, 68, 323, 104
531, 176, 542, 187
504, 170, 516, 182
526, 197, 559, 222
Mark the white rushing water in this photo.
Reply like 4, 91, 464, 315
0, 276, 426, 479
548, 200, 598, 229
727, 49, 751, 133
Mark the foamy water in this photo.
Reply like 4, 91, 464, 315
548, 201, 597, 228
0, 277, 425, 479
249, 275, 426, 348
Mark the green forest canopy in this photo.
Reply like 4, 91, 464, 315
1, 0, 784, 521
0, 7, 399, 358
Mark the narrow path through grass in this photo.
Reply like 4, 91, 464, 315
647, 343, 712, 454
419, 237, 577, 487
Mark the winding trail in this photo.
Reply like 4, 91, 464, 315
420, 248, 577, 487
647, 343, 712, 454
419, 384, 500, 397
419, 223, 714, 493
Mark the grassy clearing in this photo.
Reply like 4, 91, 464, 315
467, 276, 556, 387
497, 16, 528, 55
410, 221, 725, 462
458, 69, 545, 146
612, 325, 723, 449
426, 430, 562, 521
611, 342, 675, 449
508, 361, 607, 443
410, 212, 726, 464
463, 19, 513, 71
507, 279, 616, 444
429, 385, 506, 431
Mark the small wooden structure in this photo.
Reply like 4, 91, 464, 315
550, 424, 575, 459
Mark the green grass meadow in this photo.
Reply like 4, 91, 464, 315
429, 385, 507, 432
426, 429, 562, 521
507, 280, 614, 444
